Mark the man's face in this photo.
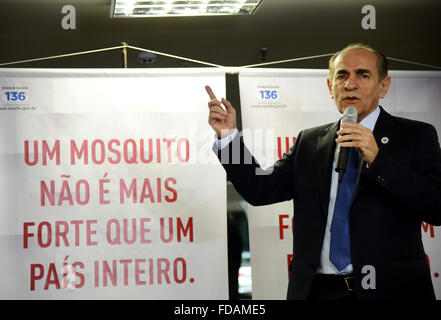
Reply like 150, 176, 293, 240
327, 48, 391, 122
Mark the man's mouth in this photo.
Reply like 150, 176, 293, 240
343, 96, 360, 102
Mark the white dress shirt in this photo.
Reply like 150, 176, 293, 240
317, 106, 380, 274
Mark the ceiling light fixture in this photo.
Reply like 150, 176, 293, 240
110, 0, 264, 18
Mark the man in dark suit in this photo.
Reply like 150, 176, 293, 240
206, 43, 441, 300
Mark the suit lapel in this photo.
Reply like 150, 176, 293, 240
316, 120, 339, 225
372, 106, 396, 152
315, 107, 395, 224
354, 106, 396, 196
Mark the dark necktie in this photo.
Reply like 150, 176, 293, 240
330, 147, 359, 271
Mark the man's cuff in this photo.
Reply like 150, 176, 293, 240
214, 128, 239, 150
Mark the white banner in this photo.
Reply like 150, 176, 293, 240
0, 68, 228, 299
238, 69, 441, 299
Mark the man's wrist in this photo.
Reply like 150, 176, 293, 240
215, 128, 238, 150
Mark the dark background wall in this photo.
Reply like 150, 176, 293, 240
0, 0, 440, 70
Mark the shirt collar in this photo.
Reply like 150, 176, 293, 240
359, 105, 380, 131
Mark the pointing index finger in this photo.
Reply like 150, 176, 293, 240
205, 85, 217, 100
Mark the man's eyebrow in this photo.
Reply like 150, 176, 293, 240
335, 69, 372, 76
355, 68, 372, 74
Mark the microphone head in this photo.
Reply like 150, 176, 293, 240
342, 106, 358, 124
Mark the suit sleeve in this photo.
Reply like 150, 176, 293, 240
213, 130, 302, 206
364, 123, 441, 225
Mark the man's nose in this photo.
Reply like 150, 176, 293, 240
344, 74, 359, 90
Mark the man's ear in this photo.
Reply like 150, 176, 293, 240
379, 75, 391, 99
327, 78, 334, 99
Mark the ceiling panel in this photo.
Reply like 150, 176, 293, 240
0, 0, 440, 69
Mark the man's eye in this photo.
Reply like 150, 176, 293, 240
362, 74, 369, 78
336, 74, 345, 80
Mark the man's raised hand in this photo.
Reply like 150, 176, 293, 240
205, 85, 237, 138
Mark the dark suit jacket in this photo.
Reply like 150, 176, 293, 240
215, 107, 441, 300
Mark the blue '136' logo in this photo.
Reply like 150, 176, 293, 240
259, 90, 278, 100
4, 91, 27, 102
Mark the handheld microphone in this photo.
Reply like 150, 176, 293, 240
335, 107, 358, 183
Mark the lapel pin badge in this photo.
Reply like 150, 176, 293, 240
381, 137, 389, 144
